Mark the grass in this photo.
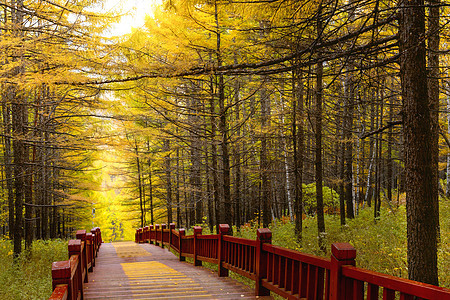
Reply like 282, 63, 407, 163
0, 239, 68, 300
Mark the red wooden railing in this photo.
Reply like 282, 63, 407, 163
136, 224, 450, 300
49, 227, 102, 300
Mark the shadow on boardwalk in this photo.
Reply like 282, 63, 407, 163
84, 241, 273, 299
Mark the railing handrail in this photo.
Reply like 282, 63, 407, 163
136, 224, 450, 300
342, 265, 450, 299
49, 227, 102, 300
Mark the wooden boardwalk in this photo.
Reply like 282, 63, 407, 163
83, 241, 272, 299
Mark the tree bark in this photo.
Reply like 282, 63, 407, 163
260, 86, 271, 228
399, 0, 439, 285
315, 3, 326, 252
427, 0, 440, 239
135, 141, 144, 228
2, 100, 14, 239
292, 66, 304, 240
163, 139, 173, 224
215, 0, 232, 231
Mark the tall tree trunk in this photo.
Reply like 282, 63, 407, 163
12, 100, 25, 257
163, 139, 173, 224
344, 71, 355, 219
399, 0, 438, 285
11, 0, 25, 257
292, 67, 304, 240
315, 3, 326, 252
149, 162, 154, 225
446, 88, 450, 197
215, 0, 232, 230
233, 78, 242, 230
24, 99, 32, 249
135, 141, 144, 228
427, 0, 440, 239
209, 76, 220, 232
175, 147, 181, 227
387, 86, 394, 205
260, 86, 271, 227
2, 100, 14, 239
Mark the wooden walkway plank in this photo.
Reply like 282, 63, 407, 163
84, 241, 273, 299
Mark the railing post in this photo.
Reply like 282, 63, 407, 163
52, 261, 72, 300
179, 228, 186, 261
91, 228, 98, 257
86, 232, 94, 271
149, 225, 154, 244
137, 228, 143, 243
154, 224, 160, 246
161, 224, 167, 248
193, 226, 203, 266
255, 228, 272, 296
217, 224, 230, 277
169, 223, 176, 251
95, 227, 102, 248
143, 226, 149, 243
75, 230, 88, 283
330, 243, 356, 300
68, 240, 84, 299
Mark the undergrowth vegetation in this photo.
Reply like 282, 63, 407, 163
237, 199, 449, 288
0, 239, 67, 300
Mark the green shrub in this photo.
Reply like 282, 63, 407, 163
303, 183, 339, 215
0, 239, 68, 300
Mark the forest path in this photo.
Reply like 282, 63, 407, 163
83, 241, 271, 299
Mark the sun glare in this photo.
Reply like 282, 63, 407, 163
104, 0, 162, 36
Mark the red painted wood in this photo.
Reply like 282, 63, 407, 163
367, 283, 379, 300
52, 260, 71, 279
306, 264, 317, 299
399, 292, 414, 300
50, 228, 102, 300
299, 261, 308, 298
94, 227, 102, 246
330, 243, 356, 300
154, 224, 160, 246
159, 224, 164, 247
168, 223, 175, 250
223, 235, 258, 247
343, 265, 450, 299
68, 240, 86, 288
49, 284, 68, 300
353, 279, 364, 300
178, 228, 186, 261
331, 242, 357, 260
255, 228, 271, 296
285, 258, 293, 292
383, 287, 396, 300
291, 260, 299, 296
324, 269, 330, 300
135, 225, 450, 300
262, 244, 330, 270
68, 240, 81, 256
75, 230, 86, 241
86, 232, 94, 271
218, 224, 230, 277
316, 266, 325, 299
